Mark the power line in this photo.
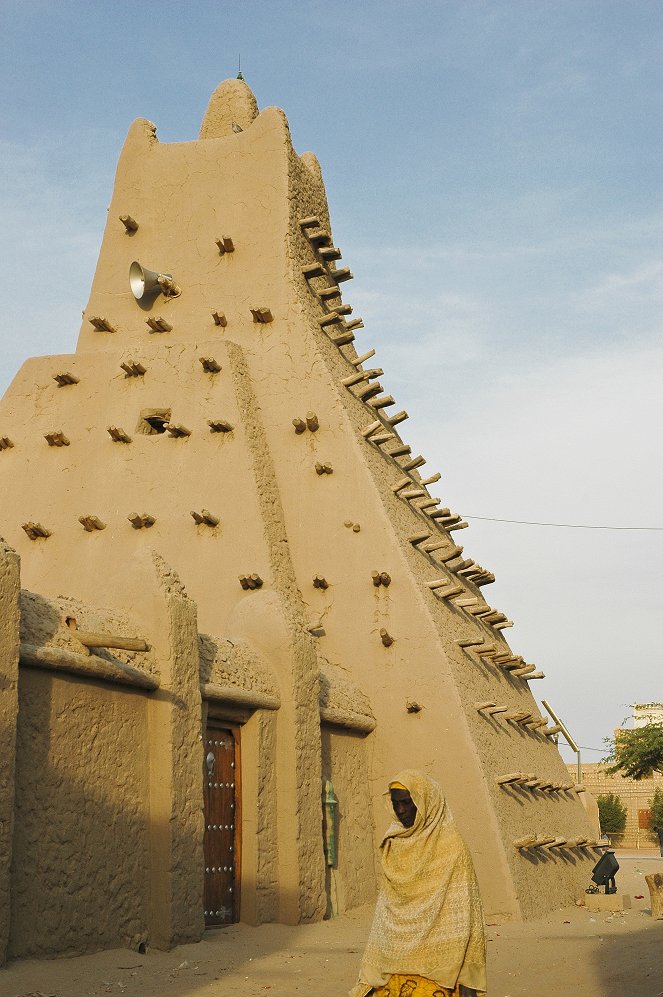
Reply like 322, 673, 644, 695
464, 515, 663, 531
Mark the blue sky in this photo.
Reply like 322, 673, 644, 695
1, 0, 662, 760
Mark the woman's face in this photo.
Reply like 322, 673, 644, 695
390, 788, 417, 827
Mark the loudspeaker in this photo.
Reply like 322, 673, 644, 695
129, 261, 175, 301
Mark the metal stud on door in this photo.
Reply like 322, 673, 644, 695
203, 725, 239, 926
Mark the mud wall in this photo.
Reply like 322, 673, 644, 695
320, 726, 377, 914
0, 542, 20, 964
9, 669, 149, 958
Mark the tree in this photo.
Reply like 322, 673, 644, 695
604, 722, 663, 780
650, 787, 663, 831
596, 793, 627, 835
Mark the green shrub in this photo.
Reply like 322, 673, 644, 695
649, 787, 663, 831
597, 793, 627, 834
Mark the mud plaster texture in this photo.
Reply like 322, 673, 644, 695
0, 76, 597, 963
0, 542, 20, 964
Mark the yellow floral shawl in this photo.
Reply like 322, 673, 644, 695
349, 770, 486, 997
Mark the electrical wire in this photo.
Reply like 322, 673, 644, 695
463, 516, 663, 531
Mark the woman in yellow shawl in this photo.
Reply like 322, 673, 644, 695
350, 770, 486, 997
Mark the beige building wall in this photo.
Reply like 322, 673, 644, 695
0, 79, 603, 958
568, 763, 663, 848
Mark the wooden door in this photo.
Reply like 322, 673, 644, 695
203, 723, 240, 926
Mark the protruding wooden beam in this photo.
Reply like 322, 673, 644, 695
251, 307, 273, 323
302, 263, 326, 280
216, 236, 235, 253
387, 443, 411, 458
387, 410, 408, 426
474, 701, 496, 712
344, 318, 364, 331
191, 509, 220, 527
356, 381, 383, 401
514, 835, 538, 849
299, 215, 320, 229
22, 522, 51, 540
313, 576, 329, 589
436, 545, 464, 562
44, 432, 70, 447
391, 475, 413, 492
0, 437, 14, 450
330, 266, 352, 284
74, 630, 149, 652
128, 513, 155, 529
352, 349, 376, 367
330, 331, 355, 347
408, 531, 431, 545
319, 311, 342, 327
199, 357, 222, 373
420, 472, 441, 486
212, 311, 227, 327
380, 628, 394, 647
146, 316, 172, 333
107, 426, 131, 443
306, 412, 319, 432
497, 773, 524, 785
53, 372, 79, 387
370, 432, 395, 445
320, 245, 341, 261
165, 423, 191, 438
362, 420, 382, 439
315, 462, 333, 475
89, 316, 115, 332
293, 417, 307, 434
402, 455, 425, 471
239, 574, 263, 590
78, 515, 106, 532
119, 214, 138, 232
208, 419, 234, 433
318, 284, 341, 299
400, 489, 426, 500
307, 228, 330, 246
120, 360, 146, 376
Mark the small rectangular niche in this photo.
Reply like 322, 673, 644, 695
136, 408, 171, 435
53, 372, 79, 387
208, 419, 234, 433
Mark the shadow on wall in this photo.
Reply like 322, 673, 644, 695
8, 666, 337, 977
9, 668, 152, 959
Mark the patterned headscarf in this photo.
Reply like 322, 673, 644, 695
350, 770, 486, 996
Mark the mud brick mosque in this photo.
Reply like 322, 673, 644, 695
0, 79, 599, 962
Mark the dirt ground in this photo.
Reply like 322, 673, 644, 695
3, 852, 663, 997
